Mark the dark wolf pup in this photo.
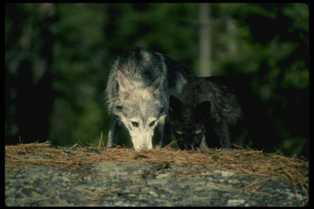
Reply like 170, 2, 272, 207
106, 48, 189, 151
168, 76, 246, 150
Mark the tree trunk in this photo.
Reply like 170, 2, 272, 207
10, 4, 57, 144
35, 4, 57, 142
198, 3, 211, 77
226, 16, 237, 55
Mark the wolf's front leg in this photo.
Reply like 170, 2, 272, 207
107, 117, 118, 148
156, 115, 167, 149
200, 135, 209, 151
217, 122, 231, 148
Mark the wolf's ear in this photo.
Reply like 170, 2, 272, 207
151, 76, 167, 97
116, 70, 133, 93
169, 96, 183, 116
150, 52, 167, 92
151, 74, 165, 92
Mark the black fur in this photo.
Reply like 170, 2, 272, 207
168, 76, 247, 150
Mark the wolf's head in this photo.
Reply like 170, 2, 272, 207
108, 49, 169, 151
169, 96, 208, 150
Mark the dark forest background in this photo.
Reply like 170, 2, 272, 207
5, 3, 309, 158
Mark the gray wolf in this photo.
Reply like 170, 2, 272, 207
105, 48, 189, 151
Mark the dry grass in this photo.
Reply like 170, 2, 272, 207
5, 142, 308, 193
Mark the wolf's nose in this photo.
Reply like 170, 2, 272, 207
135, 145, 152, 151
134, 145, 145, 151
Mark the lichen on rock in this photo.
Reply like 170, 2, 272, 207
5, 143, 308, 206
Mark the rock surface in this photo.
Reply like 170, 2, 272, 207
5, 143, 308, 206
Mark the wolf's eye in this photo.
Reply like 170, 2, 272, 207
115, 105, 123, 111
149, 120, 157, 127
194, 129, 202, 135
131, 121, 139, 127
175, 130, 183, 135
